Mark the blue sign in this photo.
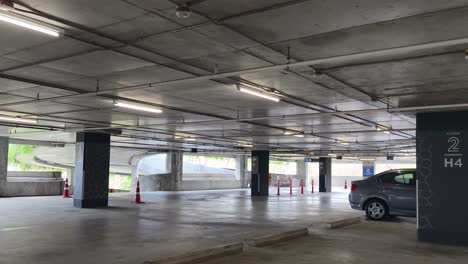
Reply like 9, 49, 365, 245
363, 166, 374, 177
304, 157, 317, 162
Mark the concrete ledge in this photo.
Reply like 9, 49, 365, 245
243, 228, 308, 247
142, 217, 361, 263
323, 216, 362, 229
143, 242, 243, 264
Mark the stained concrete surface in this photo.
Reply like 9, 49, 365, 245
0, 188, 358, 264
202, 219, 468, 264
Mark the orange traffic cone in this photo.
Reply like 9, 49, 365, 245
344, 179, 348, 189
134, 181, 144, 204
63, 178, 71, 198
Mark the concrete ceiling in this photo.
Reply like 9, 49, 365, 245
2, 0, 468, 157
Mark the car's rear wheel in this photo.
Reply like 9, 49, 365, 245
365, 199, 387, 221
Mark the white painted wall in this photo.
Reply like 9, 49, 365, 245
305, 158, 416, 188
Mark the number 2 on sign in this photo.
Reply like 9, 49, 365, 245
445, 136, 463, 168
448, 137, 460, 152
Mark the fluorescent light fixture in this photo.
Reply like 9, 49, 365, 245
0, 10, 62, 37
383, 131, 391, 134
284, 131, 304, 137
238, 143, 253, 148
114, 102, 162, 114
338, 141, 349, 145
238, 87, 280, 102
328, 153, 336, 156
360, 158, 375, 161
174, 136, 196, 141
0, 116, 37, 124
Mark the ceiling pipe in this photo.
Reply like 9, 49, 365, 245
9, 138, 66, 147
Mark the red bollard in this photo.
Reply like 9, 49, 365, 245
311, 179, 315, 193
301, 180, 304, 194
344, 179, 348, 189
289, 178, 292, 195
134, 181, 144, 204
277, 179, 280, 196
63, 178, 71, 198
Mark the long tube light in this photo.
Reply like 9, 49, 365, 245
0, 116, 37, 124
284, 131, 305, 137
114, 102, 162, 114
238, 87, 280, 102
0, 10, 62, 37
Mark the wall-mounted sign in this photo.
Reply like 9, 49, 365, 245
363, 161, 374, 177
304, 157, 318, 162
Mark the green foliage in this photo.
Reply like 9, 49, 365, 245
119, 176, 131, 190
8, 144, 55, 171
109, 174, 131, 191
8, 144, 35, 164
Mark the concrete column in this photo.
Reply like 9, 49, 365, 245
296, 160, 308, 186
0, 137, 8, 197
235, 155, 248, 188
73, 132, 111, 208
319, 157, 332, 192
130, 163, 139, 194
417, 111, 468, 246
65, 168, 75, 194
251, 151, 269, 196
166, 151, 183, 191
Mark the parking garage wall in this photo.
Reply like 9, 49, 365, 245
307, 159, 416, 187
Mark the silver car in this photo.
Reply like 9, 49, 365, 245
349, 169, 416, 220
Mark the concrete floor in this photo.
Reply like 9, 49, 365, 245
203, 219, 468, 264
0, 188, 358, 264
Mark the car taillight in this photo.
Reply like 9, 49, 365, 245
351, 183, 358, 192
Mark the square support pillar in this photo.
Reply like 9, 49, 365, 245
319, 157, 332, 192
130, 164, 139, 194
417, 111, 468, 246
296, 160, 308, 185
65, 168, 75, 195
167, 151, 183, 191
235, 155, 248, 188
0, 137, 8, 197
73, 132, 111, 208
251, 151, 269, 196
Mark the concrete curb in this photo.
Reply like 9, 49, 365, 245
323, 216, 363, 229
243, 228, 309, 248
143, 242, 243, 264
143, 216, 361, 263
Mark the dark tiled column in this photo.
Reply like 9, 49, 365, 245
417, 111, 468, 246
319, 157, 332, 192
73, 132, 110, 208
251, 151, 269, 196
